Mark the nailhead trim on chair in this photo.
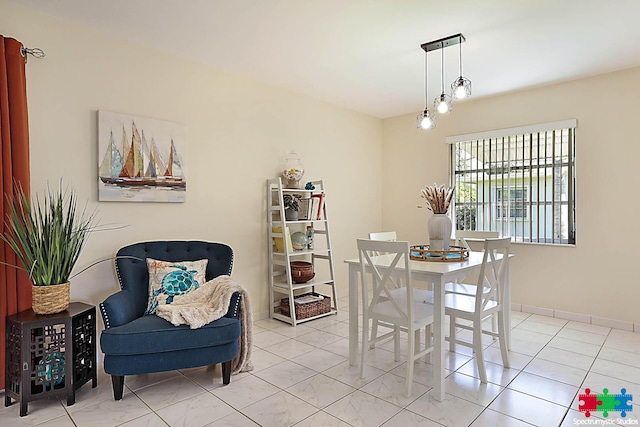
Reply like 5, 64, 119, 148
100, 303, 111, 329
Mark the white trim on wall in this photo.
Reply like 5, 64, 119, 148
445, 119, 578, 144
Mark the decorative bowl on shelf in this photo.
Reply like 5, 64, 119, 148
291, 232, 308, 250
290, 261, 315, 283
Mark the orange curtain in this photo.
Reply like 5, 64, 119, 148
0, 36, 32, 389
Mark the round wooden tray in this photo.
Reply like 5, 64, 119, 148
410, 245, 469, 262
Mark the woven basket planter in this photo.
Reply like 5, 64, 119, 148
32, 282, 70, 314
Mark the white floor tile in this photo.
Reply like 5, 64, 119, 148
291, 347, 347, 372
488, 388, 567, 426
507, 371, 578, 407
324, 390, 402, 427
155, 391, 234, 427
523, 358, 588, 387
210, 374, 280, 409
470, 409, 536, 426
286, 374, 356, 409
292, 410, 351, 427
535, 346, 595, 371
132, 375, 206, 411
117, 412, 169, 427
381, 409, 443, 426
241, 391, 317, 427
68, 393, 152, 427
405, 390, 485, 427
359, 372, 430, 406
0, 397, 66, 426
253, 360, 316, 389
443, 372, 505, 406
16, 310, 640, 427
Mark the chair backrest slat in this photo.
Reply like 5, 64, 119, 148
474, 237, 511, 312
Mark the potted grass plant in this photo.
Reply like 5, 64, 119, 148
2, 183, 96, 314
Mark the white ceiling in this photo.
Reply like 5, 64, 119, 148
12, 0, 640, 118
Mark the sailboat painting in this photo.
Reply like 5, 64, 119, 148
98, 111, 187, 202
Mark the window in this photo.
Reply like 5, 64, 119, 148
448, 120, 576, 245
496, 189, 527, 219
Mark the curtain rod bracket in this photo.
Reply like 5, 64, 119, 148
20, 46, 46, 63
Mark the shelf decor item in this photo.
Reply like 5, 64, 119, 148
283, 194, 299, 221
290, 232, 308, 251
281, 151, 305, 188
280, 292, 330, 319
290, 261, 314, 283
419, 183, 454, 251
1, 183, 96, 314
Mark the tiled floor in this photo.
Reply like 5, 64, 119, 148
2, 296, 639, 426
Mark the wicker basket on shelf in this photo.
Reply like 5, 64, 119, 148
280, 292, 330, 319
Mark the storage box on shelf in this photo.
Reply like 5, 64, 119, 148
267, 178, 338, 326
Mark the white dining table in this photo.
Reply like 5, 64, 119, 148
344, 250, 512, 402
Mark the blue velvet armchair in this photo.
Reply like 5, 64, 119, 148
99, 241, 241, 400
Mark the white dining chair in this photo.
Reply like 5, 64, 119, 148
445, 237, 511, 383
446, 230, 499, 295
357, 239, 434, 397
367, 231, 433, 350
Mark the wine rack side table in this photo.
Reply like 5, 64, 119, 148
4, 302, 97, 416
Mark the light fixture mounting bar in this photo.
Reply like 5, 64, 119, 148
420, 33, 465, 53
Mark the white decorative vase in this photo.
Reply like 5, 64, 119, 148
428, 214, 452, 251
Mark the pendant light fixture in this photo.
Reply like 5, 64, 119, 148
451, 35, 471, 99
416, 48, 435, 129
416, 33, 470, 130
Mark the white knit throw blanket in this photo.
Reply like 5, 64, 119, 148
156, 275, 253, 374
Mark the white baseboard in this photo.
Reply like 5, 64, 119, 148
513, 303, 636, 333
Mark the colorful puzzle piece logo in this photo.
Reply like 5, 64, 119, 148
579, 387, 633, 418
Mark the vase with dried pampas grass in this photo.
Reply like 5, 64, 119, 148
419, 184, 454, 251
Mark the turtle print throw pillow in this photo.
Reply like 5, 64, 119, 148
145, 258, 208, 315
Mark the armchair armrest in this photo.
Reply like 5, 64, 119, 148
224, 291, 242, 319
99, 290, 140, 329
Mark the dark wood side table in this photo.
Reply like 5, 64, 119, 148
4, 302, 97, 416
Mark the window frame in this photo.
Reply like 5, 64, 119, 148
447, 120, 576, 246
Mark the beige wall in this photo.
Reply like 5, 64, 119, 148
4, 0, 639, 326
382, 66, 640, 324
1, 1, 383, 321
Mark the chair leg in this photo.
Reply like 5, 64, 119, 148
497, 310, 510, 368
360, 313, 370, 379
222, 360, 232, 384
473, 319, 487, 383
111, 375, 125, 401
449, 316, 456, 352
425, 324, 432, 363
370, 320, 379, 349
405, 329, 415, 397
393, 325, 400, 362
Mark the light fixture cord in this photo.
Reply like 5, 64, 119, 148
424, 51, 428, 106
458, 41, 463, 76
440, 47, 445, 93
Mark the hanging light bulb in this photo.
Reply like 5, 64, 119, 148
451, 37, 471, 99
416, 49, 436, 129
416, 109, 435, 129
434, 48, 452, 114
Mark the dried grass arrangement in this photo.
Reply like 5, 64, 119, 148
419, 183, 454, 214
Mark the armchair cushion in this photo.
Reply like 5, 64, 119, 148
145, 258, 208, 314
100, 314, 240, 356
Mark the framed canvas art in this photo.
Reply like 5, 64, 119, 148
98, 111, 187, 202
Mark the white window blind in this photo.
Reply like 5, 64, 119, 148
449, 120, 576, 245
